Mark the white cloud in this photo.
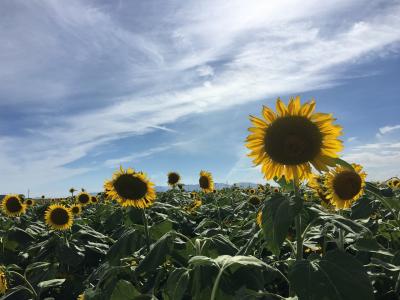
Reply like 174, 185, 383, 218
379, 124, 400, 135
1, 0, 400, 194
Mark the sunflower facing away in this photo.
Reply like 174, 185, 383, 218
1, 194, 26, 217
0, 267, 7, 295
249, 195, 261, 206
45, 204, 74, 231
246, 96, 343, 182
199, 170, 214, 193
104, 166, 156, 208
167, 172, 181, 187
325, 163, 366, 210
70, 204, 82, 216
76, 192, 91, 207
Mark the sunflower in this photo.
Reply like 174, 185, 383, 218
167, 172, 181, 187
190, 191, 198, 199
248, 188, 256, 194
104, 166, 156, 208
273, 187, 280, 193
0, 267, 7, 295
256, 210, 263, 228
1, 195, 26, 217
325, 163, 366, 209
199, 170, 214, 193
44, 204, 73, 231
308, 174, 331, 207
90, 196, 98, 204
246, 96, 343, 182
249, 195, 261, 206
388, 177, 399, 189
70, 204, 82, 216
76, 192, 91, 206
25, 199, 35, 207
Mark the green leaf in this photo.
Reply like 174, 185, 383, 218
262, 194, 302, 256
106, 229, 144, 265
135, 232, 174, 275
289, 250, 374, 300
110, 280, 140, 300
353, 238, 393, 256
149, 219, 173, 240
188, 256, 217, 267
37, 278, 66, 289
165, 268, 190, 300
334, 158, 354, 170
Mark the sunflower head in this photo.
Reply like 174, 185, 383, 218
104, 166, 156, 208
199, 170, 214, 193
76, 192, 91, 206
248, 188, 256, 194
167, 172, 181, 186
25, 199, 34, 206
249, 195, 261, 206
246, 96, 343, 182
1, 194, 26, 217
326, 163, 367, 210
388, 177, 400, 189
273, 187, 280, 193
44, 204, 74, 231
70, 204, 82, 216
90, 196, 98, 204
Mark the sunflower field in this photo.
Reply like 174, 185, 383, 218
1, 97, 400, 300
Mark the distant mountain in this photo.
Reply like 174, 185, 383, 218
155, 182, 259, 192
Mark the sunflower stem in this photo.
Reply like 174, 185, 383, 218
293, 172, 303, 261
141, 209, 150, 252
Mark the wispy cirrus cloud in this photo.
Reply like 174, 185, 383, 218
1, 0, 400, 195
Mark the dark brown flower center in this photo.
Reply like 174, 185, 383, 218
50, 208, 70, 225
333, 171, 362, 200
71, 206, 80, 214
26, 199, 33, 205
5, 197, 22, 213
264, 116, 322, 165
168, 173, 180, 185
91, 196, 97, 203
114, 174, 148, 200
199, 176, 210, 189
78, 194, 90, 204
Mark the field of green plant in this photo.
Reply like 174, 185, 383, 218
1, 98, 400, 300
0, 178, 399, 300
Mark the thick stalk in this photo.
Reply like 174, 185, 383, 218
293, 172, 303, 261
141, 209, 150, 252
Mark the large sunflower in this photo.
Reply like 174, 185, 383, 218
199, 170, 214, 193
246, 96, 343, 181
104, 167, 156, 208
44, 204, 74, 231
167, 172, 181, 187
325, 163, 366, 209
1, 195, 26, 217
76, 192, 91, 207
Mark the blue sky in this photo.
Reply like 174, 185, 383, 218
1, 0, 400, 197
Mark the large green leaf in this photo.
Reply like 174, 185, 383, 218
289, 250, 374, 300
262, 194, 302, 256
110, 280, 140, 300
165, 268, 190, 300
106, 229, 143, 265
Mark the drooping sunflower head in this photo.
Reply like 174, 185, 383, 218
0, 266, 7, 295
246, 96, 343, 182
104, 166, 156, 208
25, 199, 34, 207
44, 204, 73, 231
76, 192, 91, 206
249, 195, 261, 206
199, 170, 214, 193
167, 172, 181, 186
325, 163, 366, 210
70, 204, 82, 216
1, 194, 26, 217
90, 196, 98, 204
